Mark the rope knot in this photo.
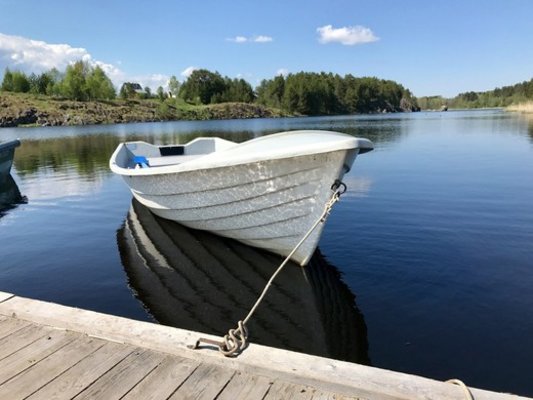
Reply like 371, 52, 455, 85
220, 320, 248, 357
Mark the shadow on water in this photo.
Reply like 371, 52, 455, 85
0, 174, 27, 218
117, 199, 370, 364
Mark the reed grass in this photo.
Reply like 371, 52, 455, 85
507, 102, 533, 113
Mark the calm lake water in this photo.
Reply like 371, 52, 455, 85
1, 110, 532, 395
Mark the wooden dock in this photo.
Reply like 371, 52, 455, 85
0, 291, 528, 400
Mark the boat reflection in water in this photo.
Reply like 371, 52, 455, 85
117, 199, 370, 364
0, 174, 26, 218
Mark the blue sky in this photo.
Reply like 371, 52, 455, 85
0, 0, 531, 97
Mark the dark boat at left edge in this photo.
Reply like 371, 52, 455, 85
0, 139, 21, 176
0, 140, 26, 217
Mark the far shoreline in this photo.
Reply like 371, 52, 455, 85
4, 107, 506, 130
0, 92, 422, 130
3, 93, 521, 132
3, 110, 426, 130
0, 92, 292, 129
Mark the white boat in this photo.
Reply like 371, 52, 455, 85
0, 139, 20, 176
110, 130, 373, 265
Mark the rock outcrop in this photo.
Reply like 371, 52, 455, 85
0, 94, 287, 128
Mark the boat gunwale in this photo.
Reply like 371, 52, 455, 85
0, 139, 21, 153
109, 131, 372, 177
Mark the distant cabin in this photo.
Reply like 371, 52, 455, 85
131, 83, 144, 94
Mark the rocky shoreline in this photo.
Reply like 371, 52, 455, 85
0, 93, 288, 128
0, 103, 283, 128
0, 92, 421, 129
0, 107, 44, 127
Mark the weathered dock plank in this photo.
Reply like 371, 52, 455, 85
0, 292, 13, 303
0, 324, 47, 358
25, 341, 134, 400
72, 349, 164, 399
0, 329, 74, 385
0, 290, 529, 400
0, 317, 31, 344
121, 355, 199, 400
168, 363, 235, 400
264, 380, 317, 400
216, 371, 273, 400
311, 392, 361, 400
0, 336, 103, 399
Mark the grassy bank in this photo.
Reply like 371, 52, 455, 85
507, 101, 533, 113
0, 92, 289, 128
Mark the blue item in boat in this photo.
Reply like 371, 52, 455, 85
134, 156, 150, 168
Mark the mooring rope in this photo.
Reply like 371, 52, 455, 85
189, 180, 346, 356
446, 379, 474, 400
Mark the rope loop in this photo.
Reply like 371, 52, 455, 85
220, 320, 249, 357
322, 184, 343, 221
446, 379, 474, 400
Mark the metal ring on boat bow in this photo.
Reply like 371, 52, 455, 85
331, 179, 347, 195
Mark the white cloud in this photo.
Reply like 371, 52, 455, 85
92, 60, 124, 82
236, 72, 253, 80
227, 35, 273, 44
0, 32, 91, 72
0, 32, 169, 90
253, 35, 273, 43
227, 36, 248, 43
181, 66, 197, 77
132, 74, 170, 90
317, 25, 378, 45
276, 68, 289, 76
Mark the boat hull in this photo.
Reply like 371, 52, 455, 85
0, 140, 20, 176
126, 149, 357, 265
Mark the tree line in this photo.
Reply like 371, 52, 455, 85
417, 79, 533, 109
453, 79, 533, 108
169, 70, 420, 114
1, 61, 115, 101
1, 62, 421, 115
178, 69, 255, 104
256, 72, 419, 115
